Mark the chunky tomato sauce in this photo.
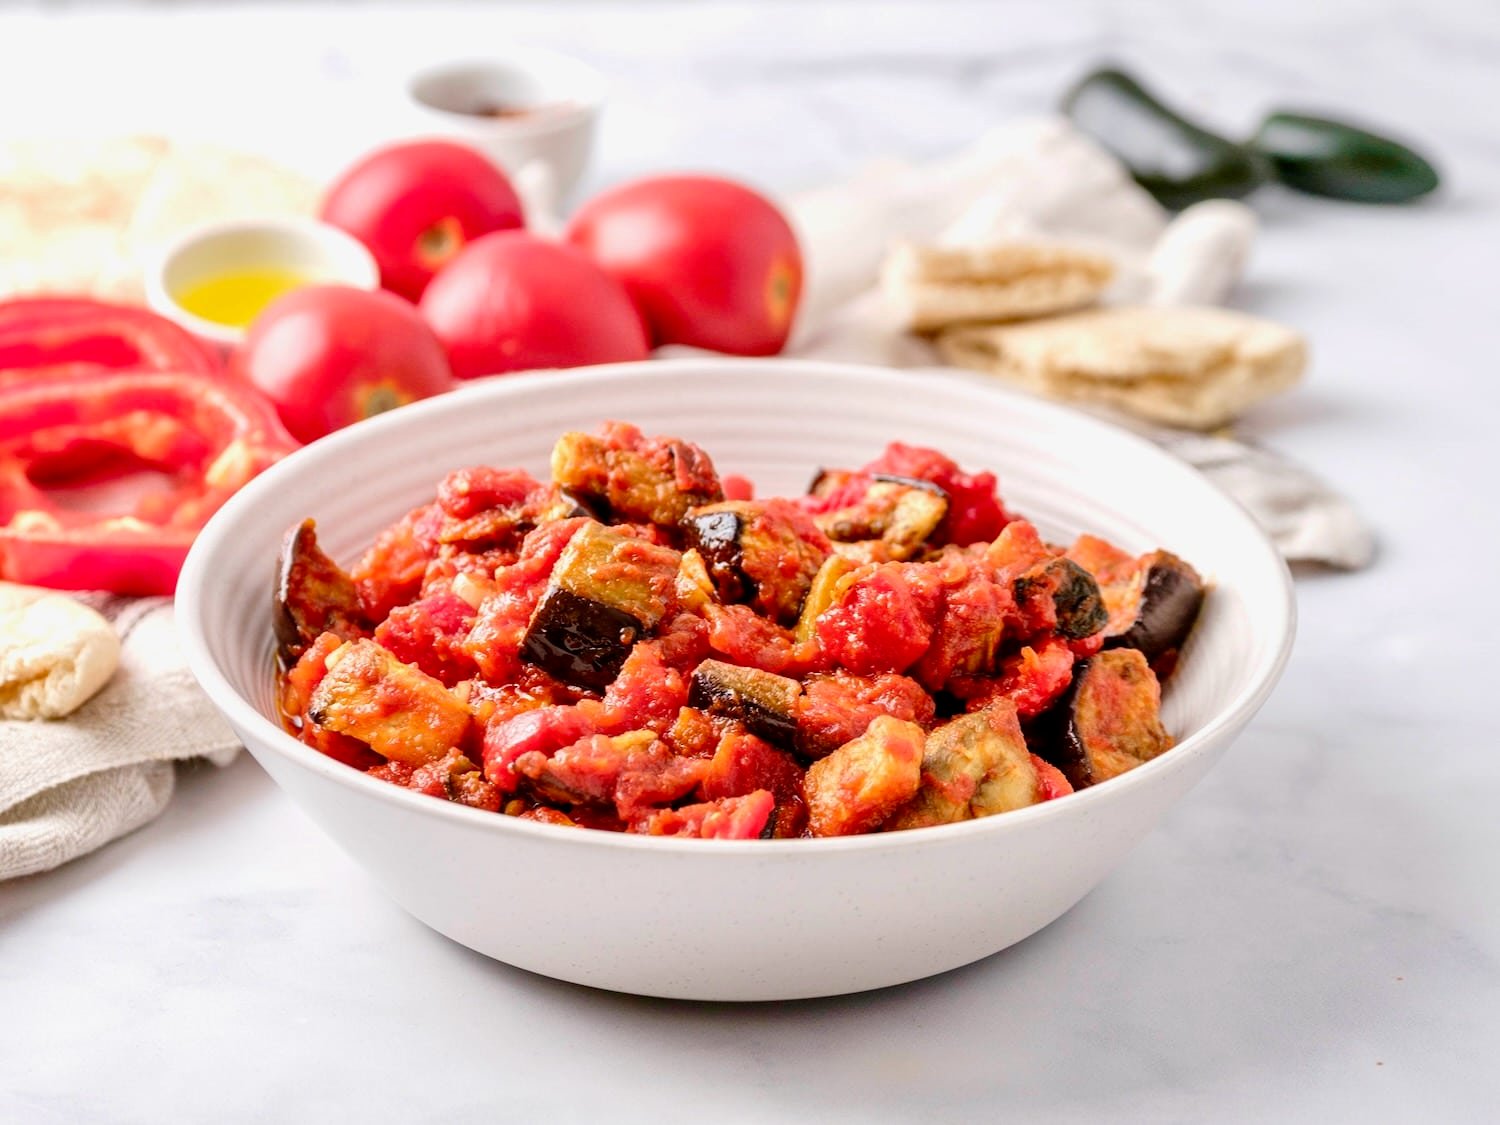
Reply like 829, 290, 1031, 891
275, 422, 1203, 839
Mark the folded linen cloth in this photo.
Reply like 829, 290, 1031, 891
0, 596, 238, 880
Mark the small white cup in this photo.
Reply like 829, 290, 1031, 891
404, 51, 605, 203
147, 218, 380, 349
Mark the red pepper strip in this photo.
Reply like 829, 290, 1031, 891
0, 297, 221, 380
0, 370, 296, 595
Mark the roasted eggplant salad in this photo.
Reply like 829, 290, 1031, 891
275, 423, 1205, 839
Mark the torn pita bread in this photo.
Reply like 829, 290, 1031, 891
881, 241, 1115, 332
0, 583, 119, 721
936, 304, 1305, 430
0, 136, 317, 304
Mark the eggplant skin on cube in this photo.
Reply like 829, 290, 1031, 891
550, 429, 723, 528
307, 638, 472, 766
808, 472, 949, 560
1104, 551, 1205, 662
886, 702, 1036, 830
520, 521, 681, 691
1035, 648, 1173, 789
1014, 557, 1109, 640
688, 658, 803, 750
683, 507, 752, 604
683, 501, 829, 624
274, 519, 367, 666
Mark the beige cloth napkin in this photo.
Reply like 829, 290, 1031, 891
0, 597, 237, 880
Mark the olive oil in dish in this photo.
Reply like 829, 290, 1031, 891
174, 268, 309, 329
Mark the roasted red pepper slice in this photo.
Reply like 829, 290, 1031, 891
0, 370, 296, 595
0, 297, 221, 384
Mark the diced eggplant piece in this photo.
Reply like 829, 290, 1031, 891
438, 484, 586, 550
873, 475, 950, 557
435, 510, 515, 549
434, 468, 544, 549
808, 470, 942, 498
793, 554, 858, 643
550, 428, 722, 528
522, 588, 643, 692
811, 473, 950, 561
557, 487, 607, 522
519, 521, 681, 690
1103, 551, 1205, 662
683, 500, 829, 624
307, 639, 473, 766
1014, 557, 1109, 640
674, 549, 718, 613
887, 701, 1038, 830
804, 716, 926, 837
806, 467, 857, 499
1035, 649, 1172, 789
688, 658, 803, 750
683, 506, 749, 603
274, 519, 367, 666
969, 708, 1046, 816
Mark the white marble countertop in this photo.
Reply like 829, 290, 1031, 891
3, 2, 1499, 1121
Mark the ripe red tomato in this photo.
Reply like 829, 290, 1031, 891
237, 286, 456, 443
564, 175, 803, 355
321, 141, 525, 301
418, 232, 651, 379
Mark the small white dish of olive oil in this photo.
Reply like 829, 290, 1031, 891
148, 218, 379, 348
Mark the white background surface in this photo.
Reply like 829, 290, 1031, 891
3, 2, 1499, 1121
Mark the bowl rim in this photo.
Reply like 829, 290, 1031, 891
177, 359, 1297, 856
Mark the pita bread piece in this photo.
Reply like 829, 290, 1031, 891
881, 241, 1115, 332
0, 583, 120, 720
937, 304, 1306, 430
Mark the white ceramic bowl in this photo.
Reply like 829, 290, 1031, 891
147, 217, 380, 348
403, 51, 604, 201
177, 360, 1294, 1001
